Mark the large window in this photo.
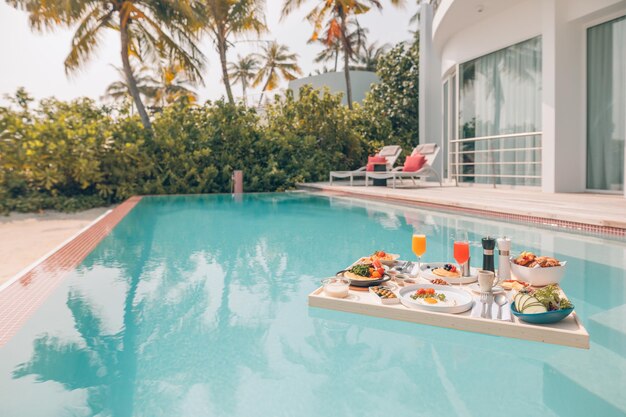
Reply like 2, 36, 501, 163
456, 37, 542, 186
587, 16, 625, 192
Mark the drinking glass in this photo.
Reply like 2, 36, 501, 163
412, 234, 426, 276
453, 231, 470, 273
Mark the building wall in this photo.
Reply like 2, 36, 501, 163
422, 0, 626, 196
287, 71, 379, 105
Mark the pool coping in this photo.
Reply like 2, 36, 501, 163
0, 196, 142, 347
298, 185, 626, 237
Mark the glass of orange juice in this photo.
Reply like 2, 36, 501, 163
412, 234, 426, 276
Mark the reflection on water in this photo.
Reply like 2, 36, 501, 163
1, 193, 625, 417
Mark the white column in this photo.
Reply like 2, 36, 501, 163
419, 3, 443, 179
541, 0, 586, 193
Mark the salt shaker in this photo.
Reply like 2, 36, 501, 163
497, 237, 511, 280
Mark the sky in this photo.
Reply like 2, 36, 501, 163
0, 1, 419, 105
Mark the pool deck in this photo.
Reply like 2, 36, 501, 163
298, 181, 626, 235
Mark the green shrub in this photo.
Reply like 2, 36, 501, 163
0, 86, 378, 213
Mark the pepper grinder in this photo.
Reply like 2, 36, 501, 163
497, 237, 511, 280
482, 236, 496, 272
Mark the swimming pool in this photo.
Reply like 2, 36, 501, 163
0, 193, 625, 417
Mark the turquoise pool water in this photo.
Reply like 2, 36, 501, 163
1, 193, 625, 417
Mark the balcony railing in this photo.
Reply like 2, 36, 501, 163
449, 131, 543, 187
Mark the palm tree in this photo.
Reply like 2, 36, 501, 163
7, 0, 205, 130
310, 19, 367, 73
198, 0, 266, 105
228, 54, 260, 106
282, 0, 404, 109
151, 62, 199, 107
353, 41, 389, 71
253, 42, 302, 106
102, 65, 158, 109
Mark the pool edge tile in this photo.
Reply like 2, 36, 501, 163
0, 196, 142, 347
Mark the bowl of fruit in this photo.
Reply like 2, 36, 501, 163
511, 285, 574, 324
510, 251, 566, 287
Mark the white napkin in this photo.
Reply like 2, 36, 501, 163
470, 292, 512, 321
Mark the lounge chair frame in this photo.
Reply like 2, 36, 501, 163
329, 145, 402, 185
365, 143, 442, 188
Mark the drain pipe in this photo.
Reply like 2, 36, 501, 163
232, 170, 243, 194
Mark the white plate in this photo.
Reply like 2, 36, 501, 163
466, 283, 505, 295
399, 284, 474, 314
420, 262, 479, 284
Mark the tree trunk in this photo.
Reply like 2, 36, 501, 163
242, 81, 247, 106
218, 36, 235, 105
334, 49, 338, 72
258, 75, 271, 107
120, 18, 151, 130
340, 14, 353, 109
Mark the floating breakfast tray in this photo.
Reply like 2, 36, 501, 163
308, 283, 589, 349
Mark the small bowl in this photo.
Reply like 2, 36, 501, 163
510, 302, 574, 324
510, 258, 567, 287
322, 277, 350, 298
394, 273, 418, 286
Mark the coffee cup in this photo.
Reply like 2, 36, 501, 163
478, 270, 498, 292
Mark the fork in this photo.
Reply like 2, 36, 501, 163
480, 292, 489, 318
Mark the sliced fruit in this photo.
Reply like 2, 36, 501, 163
514, 293, 524, 309
522, 303, 548, 314
516, 294, 532, 311
520, 295, 541, 311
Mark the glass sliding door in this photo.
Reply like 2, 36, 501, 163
457, 37, 542, 186
587, 16, 626, 192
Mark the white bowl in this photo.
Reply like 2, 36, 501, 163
509, 258, 567, 286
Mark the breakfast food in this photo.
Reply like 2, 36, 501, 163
500, 279, 529, 291
432, 264, 460, 278
369, 250, 395, 262
370, 285, 399, 304
514, 251, 561, 268
513, 284, 573, 314
343, 260, 386, 281
431, 278, 449, 286
410, 287, 456, 306
370, 286, 397, 299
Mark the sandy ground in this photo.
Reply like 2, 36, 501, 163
0, 207, 111, 285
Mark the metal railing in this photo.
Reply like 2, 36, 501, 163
450, 131, 542, 188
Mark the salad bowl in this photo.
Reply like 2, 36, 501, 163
510, 303, 574, 324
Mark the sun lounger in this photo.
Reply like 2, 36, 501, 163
365, 143, 442, 188
329, 145, 402, 186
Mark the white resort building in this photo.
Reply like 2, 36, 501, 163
418, 0, 626, 198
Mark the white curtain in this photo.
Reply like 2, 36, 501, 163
459, 37, 542, 186
587, 16, 626, 191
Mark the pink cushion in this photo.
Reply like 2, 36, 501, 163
402, 154, 426, 172
367, 155, 387, 171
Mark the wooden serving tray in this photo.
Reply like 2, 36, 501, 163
308, 283, 589, 349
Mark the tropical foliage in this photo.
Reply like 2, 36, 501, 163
7, 0, 205, 130
253, 42, 302, 106
282, 0, 404, 109
358, 41, 419, 150
0, 86, 371, 213
228, 54, 260, 105
199, 0, 266, 104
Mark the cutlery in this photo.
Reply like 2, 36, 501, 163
494, 293, 508, 320
480, 292, 489, 318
